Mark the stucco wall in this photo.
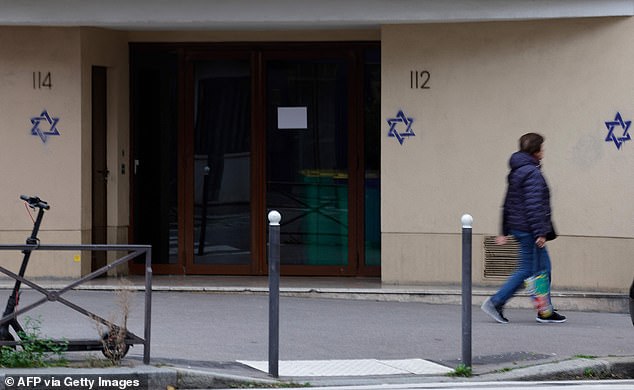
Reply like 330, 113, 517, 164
79, 28, 129, 275
381, 18, 634, 291
0, 27, 82, 277
0, 27, 129, 278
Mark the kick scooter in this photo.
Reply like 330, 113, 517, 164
0, 195, 132, 359
0, 195, 49, 344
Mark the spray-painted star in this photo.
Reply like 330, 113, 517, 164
387, 110, 415, 145
604, 112, 631, 150
30, 110, 61, 143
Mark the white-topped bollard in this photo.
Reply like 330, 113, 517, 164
461, 214, 473, 229
268, 210, 281, 226
268, 210, 281, 378
461, 214, 473, 368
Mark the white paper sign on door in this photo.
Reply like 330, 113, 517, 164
277, 107, 308, 129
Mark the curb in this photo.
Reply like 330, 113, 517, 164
0, 366, 177, 390
477, 356, 634, 381
167, 356, 634, 388
172, 367, 281, 389
1, 356, 633, 389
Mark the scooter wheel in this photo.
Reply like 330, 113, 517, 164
101, 331, 130, 360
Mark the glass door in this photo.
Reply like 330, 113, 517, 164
131, 43, 380, 276
131, 48, 180, 273
186, 55, 255, 273
363, 48, 381, 270
265, 54, 352, 271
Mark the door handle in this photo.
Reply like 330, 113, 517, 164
97, 169, 110, 181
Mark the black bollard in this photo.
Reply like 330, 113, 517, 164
461, 214, 473, 368
268, 210, 281, 378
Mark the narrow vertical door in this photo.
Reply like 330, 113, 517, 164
190, 58, 253, 269
130, 50, 180, 271
92, 66, 108, 271
265, 57, 350, 270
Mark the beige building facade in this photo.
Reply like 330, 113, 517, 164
0, 1, 631, 293
381, 18, 634, 292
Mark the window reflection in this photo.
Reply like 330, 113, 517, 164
193, 60, 252, 265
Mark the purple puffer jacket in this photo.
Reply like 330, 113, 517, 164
501, 151, 553, 239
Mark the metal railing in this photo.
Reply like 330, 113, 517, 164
0, 244, 152, 364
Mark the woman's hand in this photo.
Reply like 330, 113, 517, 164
535, 236, 546, 248
495, 235, 508, 245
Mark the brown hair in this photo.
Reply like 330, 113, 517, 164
519, 133, 544, 155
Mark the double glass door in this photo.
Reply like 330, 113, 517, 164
132, 44, 380, 275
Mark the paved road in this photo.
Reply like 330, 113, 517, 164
4, 289, 632, 374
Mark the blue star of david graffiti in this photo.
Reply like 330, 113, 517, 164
604, 112, 631, 150
386, 110, 415, 145
30, 110, 61, 143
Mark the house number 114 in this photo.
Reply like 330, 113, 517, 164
33, 71, 52, 89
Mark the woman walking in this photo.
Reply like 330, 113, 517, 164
481, 133, 566, 324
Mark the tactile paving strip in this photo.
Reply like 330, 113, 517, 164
238, 358, 453, 377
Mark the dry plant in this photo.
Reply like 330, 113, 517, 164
93, 280, 133, 365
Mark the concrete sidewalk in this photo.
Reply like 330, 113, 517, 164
0, 276, 632, 389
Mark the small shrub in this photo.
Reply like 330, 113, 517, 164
0, 317, 67, 368
583, 368, 596, 378
448, 363, 472, 377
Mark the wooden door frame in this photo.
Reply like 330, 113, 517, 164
128, 45, 183, 275
354, 49, 381, 277
92, 66, 108, 272
260, 48, 361, 276
129, 42, 380, 276
182, 50, 262, 275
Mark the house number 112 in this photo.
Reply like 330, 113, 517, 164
410, 70, 430, 89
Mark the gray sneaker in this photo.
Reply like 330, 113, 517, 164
481, 297, 509, 323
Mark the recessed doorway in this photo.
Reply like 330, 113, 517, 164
130, 43, 380, 276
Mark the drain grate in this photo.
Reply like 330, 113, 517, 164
483, 236, 519, 279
